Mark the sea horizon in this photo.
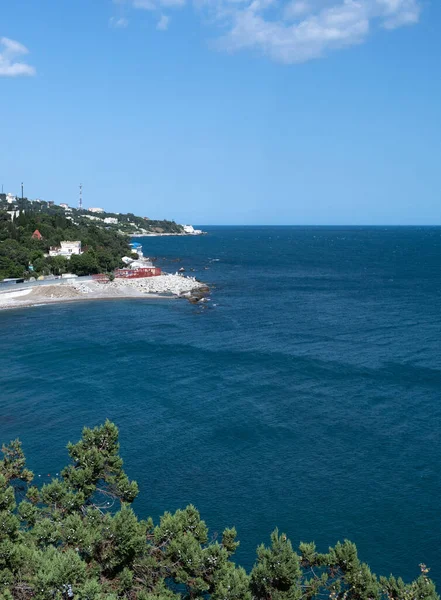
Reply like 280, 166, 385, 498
196, 224, 441, 228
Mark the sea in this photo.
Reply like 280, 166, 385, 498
1, 226, 440, 585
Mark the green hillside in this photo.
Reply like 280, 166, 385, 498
0, 196, 183, 280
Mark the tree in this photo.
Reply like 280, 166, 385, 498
0, 203, 131, 280
0, 257, 24, 280
47, 256, 69, 276
0, 424, 437, 600
70, 251, 100, 276
250, 530, 301, 600
0, 240, 30, 276
96, 248, 121, 273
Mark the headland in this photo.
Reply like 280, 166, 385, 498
0, 190, 209, 310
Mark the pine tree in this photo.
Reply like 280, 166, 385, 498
0, 424, 437, 600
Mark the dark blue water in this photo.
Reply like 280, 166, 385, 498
1, 226, 440, 584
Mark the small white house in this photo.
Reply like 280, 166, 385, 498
60, 203, 69, 209
88, 207, 104, 213
49, 241, 82, 258
183, 224, 203, 235
7, 209, 20, 220
104, 217, 118, 224
6, 193, 16, 204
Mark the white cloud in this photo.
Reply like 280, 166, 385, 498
133, 0, 157, 9
115, 0, 422, 62
284, 1, 311, 19
378, 0, 421, 28
161, 0, 186, 7
0, 37, 36, 77
214, 0, 422, 62
109, 16, 130, 27
125, 0, 180, 9
157, 14, 171, 28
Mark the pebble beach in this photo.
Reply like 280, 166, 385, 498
0, 274, 209, 311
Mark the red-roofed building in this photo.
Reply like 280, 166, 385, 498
32, 230, 43, 240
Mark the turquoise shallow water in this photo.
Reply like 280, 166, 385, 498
1, 226, 441, 583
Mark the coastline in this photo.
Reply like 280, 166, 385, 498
0, 274, 209, 312
129, 232, 206, 238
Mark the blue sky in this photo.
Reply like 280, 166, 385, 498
1, 0, 440, 224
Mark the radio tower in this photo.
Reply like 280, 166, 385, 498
79, 183, 83, 210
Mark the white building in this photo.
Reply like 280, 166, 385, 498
49, 241, 82, 258
60, 203, 69, 209
183, 224, 203, 235
88, 207, 104, 213
104, 217, 118, 224
130, 260, 153, 269
84, 215, 102, 222
129, 242, 143, 258
6, 193, 16, 204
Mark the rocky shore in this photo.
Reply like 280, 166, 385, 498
95, 274, 209, 298
0, 274, 209, 311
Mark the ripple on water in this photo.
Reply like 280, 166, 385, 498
1, 226, 441, 583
